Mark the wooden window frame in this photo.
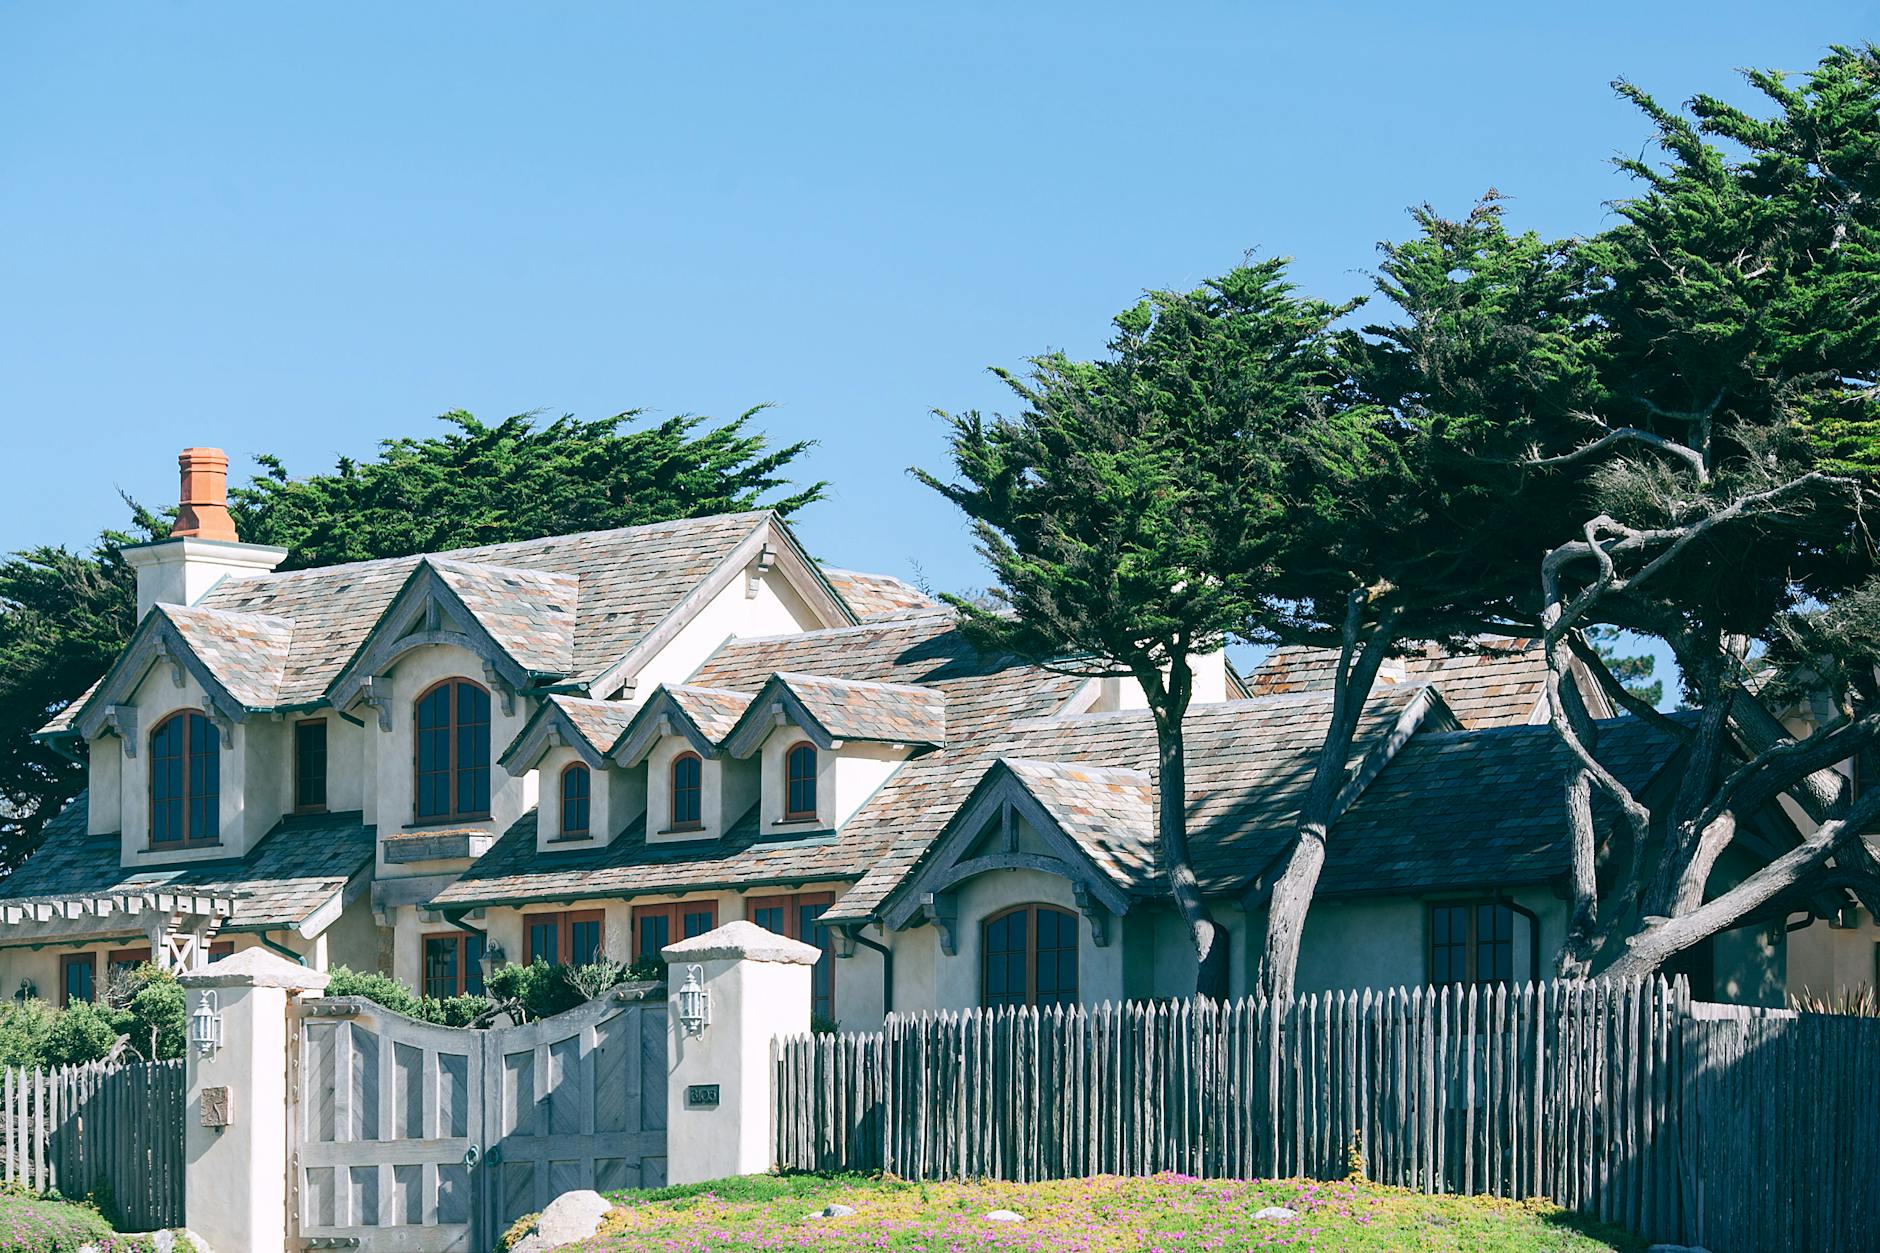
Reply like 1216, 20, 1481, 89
556, 762, 592, 840
1426, 900, 1516, 987
523, 909, 606, 967
782, 741, 819, 823
107, 946, 152, 978
749, 891, 835, 1018
421, 931, 485, 999
60, 952, 98, 1007
980, 903, 1079, 1008
293, 717, 329, 814
631, 901, 719, 963
148, 709, 221, 849
412, 678, 493, 824
668, 751, 704, 832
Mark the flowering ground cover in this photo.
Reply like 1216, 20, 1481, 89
575, 1172, 1643, 1252
0, 1187, 112, 1251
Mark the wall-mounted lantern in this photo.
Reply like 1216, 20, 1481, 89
190, 990, 223, 1057
478, 942, 506, 986
676, 964, 710, 1036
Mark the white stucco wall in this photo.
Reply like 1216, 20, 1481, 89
628, 565, 827, 697
645, 739, 754, 844
751, 730, 908, 833
533, 744, 645, 851
1788, 906, 1880, 995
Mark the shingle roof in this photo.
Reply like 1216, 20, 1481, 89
820, 569, 938, 621
158, 605, 297, 708
662, 686, 754, 746
755, 672, 946, 746
548, 695, 639, 758
182, 511, 774, 707
427, 806, 845, 908
0, 797, 375, 934
1247, 636, 1548, 729
428, 558, 577, 677
1001, 759, 1156, 891
1324, 716, 1678, 895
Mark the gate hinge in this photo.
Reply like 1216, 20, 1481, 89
294, 1240, 362, 1250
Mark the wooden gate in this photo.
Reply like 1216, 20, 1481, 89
291, 988, 667, 1252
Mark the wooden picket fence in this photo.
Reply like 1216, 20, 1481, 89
775, 978, 1880, 1253
0, 1059, 186, 1230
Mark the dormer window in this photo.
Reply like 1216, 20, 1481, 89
670, 752, 703, 831
559, 763, 591, 839
150, 710, 219, 847
784, 741, 818, 821
414, 679, 491, 822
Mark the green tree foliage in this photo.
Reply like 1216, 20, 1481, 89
1532, 46, 1880, 975
920, 259, 1352, 998
231, 409, 824, 571
0, 409, 823, 870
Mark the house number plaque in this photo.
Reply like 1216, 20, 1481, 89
685, 1084, 720, 1108
200, 1086, 231, 1128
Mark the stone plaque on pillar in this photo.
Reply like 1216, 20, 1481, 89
201, 1086, 230, 1127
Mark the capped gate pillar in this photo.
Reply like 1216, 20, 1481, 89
180, 950, 329, 1253
662, 921, 820, 1186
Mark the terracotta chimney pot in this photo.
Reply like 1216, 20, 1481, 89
172, 447, 239, 542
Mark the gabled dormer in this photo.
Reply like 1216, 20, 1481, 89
720, 672, 945, 833
612, 684, 755, 844
501, 695, 640, 851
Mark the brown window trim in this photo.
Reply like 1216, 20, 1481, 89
421, 931, 484, 999
782, 741, 819, 823
412, 678, 493, 825
1426, 899, 1516, 987
749, 891, 834, 1017
523, 909, 606, 967
981, 902, 1079, 1008
631, 901, 719, 962
669, 751, 704, 831
59, 952, 98, 1007
293, 717, 329, 814
149, 709, 221, 849
556, 762, 592, 840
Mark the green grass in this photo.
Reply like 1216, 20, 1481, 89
574, 1172, 1644, 1252
0, 1188, 113, 1252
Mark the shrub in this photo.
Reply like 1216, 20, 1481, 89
0, 1184, 115, 1250
324, 967, 498, 1026
1791, 984, 1879, 1017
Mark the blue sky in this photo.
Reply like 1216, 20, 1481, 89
0, 3, 1867, 658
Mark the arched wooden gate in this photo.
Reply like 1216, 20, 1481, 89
289, 987, 667, 1251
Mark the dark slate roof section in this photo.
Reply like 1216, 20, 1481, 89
820, 568, 939, 621
434, 614, 1084, 909
185, 511, 774, 704
427, 805, 843, 908
1322, 715, 1676, 896
766, 672, 946, 746
0, 796, 375, 934
428, 558, 577, 677
1247, 636, 1548, 729
1001, 759, 1156, 892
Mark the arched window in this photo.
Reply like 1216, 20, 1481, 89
150, 711, 219, 847
414, 679, 491, 822
784, 741, 818, 821
982, 904, 1079, 1008
670, 752, 703, 830
559, 763, 591, 838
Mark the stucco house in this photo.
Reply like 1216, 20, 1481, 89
0, 446, 1839, 1024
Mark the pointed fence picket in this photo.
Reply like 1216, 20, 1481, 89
0, 1058, 184, 1230
776, 977, 1879, 1253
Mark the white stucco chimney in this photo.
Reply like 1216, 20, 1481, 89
122, 447, 287, 620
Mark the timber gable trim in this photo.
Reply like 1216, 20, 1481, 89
73, 607, 278, 741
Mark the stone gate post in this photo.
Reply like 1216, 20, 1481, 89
178, 949, 329, 1253
662, 920, 820, 1186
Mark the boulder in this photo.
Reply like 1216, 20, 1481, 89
815, 1204, 857, 1218
517, 1190, 612, 1250
985, 1209, 1026, 1222
1254, 1206, 1298, 1221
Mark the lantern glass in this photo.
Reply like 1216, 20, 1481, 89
677, 964, 709, 1035
190, 990, 222, 1057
